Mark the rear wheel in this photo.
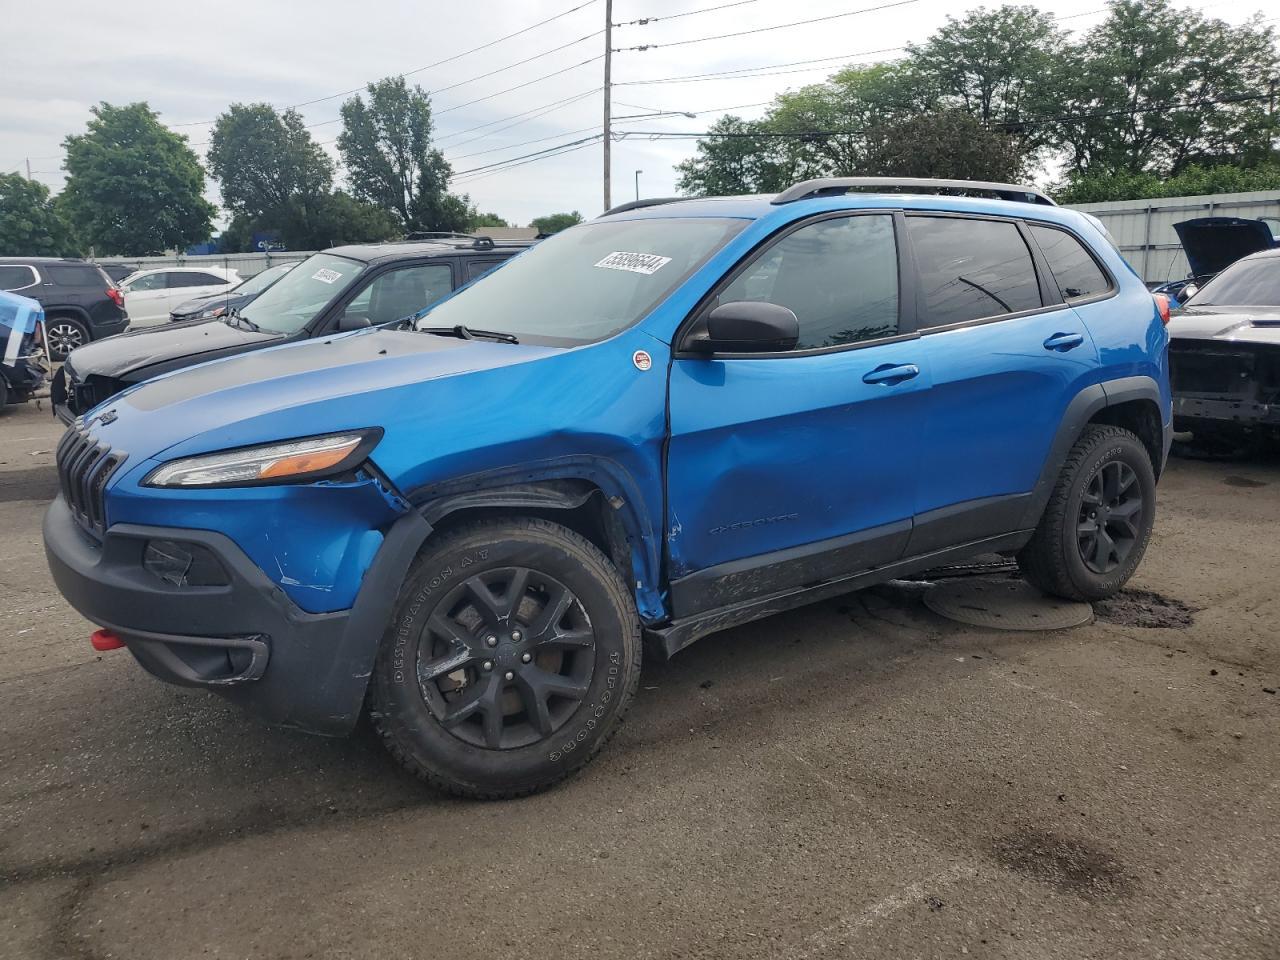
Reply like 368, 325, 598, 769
1018, 425, 1156, 601
369, 517, 643, 799
45, 316, 89, 361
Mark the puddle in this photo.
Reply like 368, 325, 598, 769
1222, 475, 1267, 488
1093, 589, 1196, 629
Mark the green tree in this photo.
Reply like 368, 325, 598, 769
906, 5, 1067, 149
207, 103, 334, 249
861, 110, 1027, 182
675, 116, 787, 195
470, 212, 510, 228
530, 211, 584, 235
337, 76, 471, 232
59, 103, 215, 255
310, 191, 403, 246
1054, 160, 1280, 204
0, 173, 78, 256
1050, 1, 1279, 177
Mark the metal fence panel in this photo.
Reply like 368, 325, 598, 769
1068, 190, 1280, 284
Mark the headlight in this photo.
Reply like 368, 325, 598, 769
144, 430, 381, 488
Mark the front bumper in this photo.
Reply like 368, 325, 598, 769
41, 495, 407, 735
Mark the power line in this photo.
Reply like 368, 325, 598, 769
615, 0, 760, 27
438, 89, 601, 148
450, 132, 603, 179
614, 0, 922, 52
435, 55, 604, 117
452, 138, 604, 186
616, 46, 905, 86
171, 0, 601, 126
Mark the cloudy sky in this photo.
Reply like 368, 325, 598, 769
0, 0, 1269, 228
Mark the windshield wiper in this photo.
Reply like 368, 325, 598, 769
418, 324, 519, 344
223, 307, 262, 332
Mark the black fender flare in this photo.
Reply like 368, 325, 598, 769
1017, 376, 1169, 529
42, 305, 93, 327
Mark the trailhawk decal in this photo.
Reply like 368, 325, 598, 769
594, 251, 672, 275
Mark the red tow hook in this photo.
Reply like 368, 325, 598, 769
90, 629, 126, 651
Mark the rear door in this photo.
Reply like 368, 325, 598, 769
121, 272, 173, 326
665, 212, 929, 618
904, 213, 1101, 554
166, 271, 232, 315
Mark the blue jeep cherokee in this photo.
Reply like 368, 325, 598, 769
44, 178, 1172, 798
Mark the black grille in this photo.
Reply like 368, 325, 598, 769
56, 425, 123, 536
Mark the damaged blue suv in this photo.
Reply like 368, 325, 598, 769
44, 178, 1172, 798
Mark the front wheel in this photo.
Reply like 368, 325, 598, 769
1018, 424, 1157, 601
369, 517, 643, 799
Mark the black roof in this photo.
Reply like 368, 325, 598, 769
326, 237, 536, 265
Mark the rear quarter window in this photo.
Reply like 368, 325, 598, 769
1029, 224, 1112, 301
0, 264, 39, 290
46, 264, 107, 287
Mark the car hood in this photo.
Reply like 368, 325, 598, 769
1173, 217, 1277, 278
1167, 305, 1280, 345
93, 327, 560, 468
66, 317, 284, 380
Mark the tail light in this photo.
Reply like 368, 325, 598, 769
107, 287, 124, 309
1153, 293, 1171, 326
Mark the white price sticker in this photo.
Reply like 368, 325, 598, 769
594, 251, 672, 276
311, 268, 343, 284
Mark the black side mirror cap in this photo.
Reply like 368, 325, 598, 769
337, 314, 372, 332
691, 301, 799, 353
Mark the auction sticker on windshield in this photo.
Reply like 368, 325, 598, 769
312, 268, 343, 284
594, 252, 672, 276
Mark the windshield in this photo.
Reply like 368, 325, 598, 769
233, 262, 295, 297
240, 253, 365, 333
1187, 257, 1280, 307
416, 217, 747, 345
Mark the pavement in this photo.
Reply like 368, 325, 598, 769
0, 398, 1276, 960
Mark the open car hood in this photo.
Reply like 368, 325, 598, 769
1173, 217, 1278, 279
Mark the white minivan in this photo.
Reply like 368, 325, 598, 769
118, 267, 239, 327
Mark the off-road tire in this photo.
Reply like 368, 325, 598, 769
1018, 424, 1156, 601
369, 517, 643, 800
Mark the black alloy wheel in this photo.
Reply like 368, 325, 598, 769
1076, 460, 1144, 574
417, 567, 595, 750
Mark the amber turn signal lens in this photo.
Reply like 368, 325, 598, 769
258, 437, 362, 479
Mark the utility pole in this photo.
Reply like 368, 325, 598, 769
635, 169, 642, 203
25, 158, 32, 181
603, 0, 613, 212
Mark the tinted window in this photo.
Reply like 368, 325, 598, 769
419, 218, 745, 346
1030, 225, 1110, 300
47, 264, 106, 288
907, 217, 1042, 326
0, 265, 38, 290
466, 259, 503, 282
1186, 257, 1280, 307
717, 215, 899, 349
172, 272, 225, 287
343, 264, 454, 325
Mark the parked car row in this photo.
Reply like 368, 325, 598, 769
41, 178, 1176, 799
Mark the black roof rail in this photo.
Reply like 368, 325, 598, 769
772, 177, 1056, 207
600, 197, 687, 217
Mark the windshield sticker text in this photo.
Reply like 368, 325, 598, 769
594, 251, 672, 276
311, 268, 343, 284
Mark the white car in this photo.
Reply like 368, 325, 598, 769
118, 267, 239, 327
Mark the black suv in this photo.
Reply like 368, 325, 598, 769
52, 235, 533, 423
0, 258, 128, 361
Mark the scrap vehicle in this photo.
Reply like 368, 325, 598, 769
1167, 247, 1280, 447
43, 178, 1172, 798
167, 261, 298, 323
0, 257, 128, 361
0, 290, 49, 409
1154, 216, 1280, 305
51, 235, 533, 424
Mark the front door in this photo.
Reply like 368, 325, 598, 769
665, 212, 929, 619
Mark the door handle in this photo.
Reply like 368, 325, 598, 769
862, 363, 920, 385
1043, 332, 1085, 352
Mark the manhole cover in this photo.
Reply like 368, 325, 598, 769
923, 577, 1093, 631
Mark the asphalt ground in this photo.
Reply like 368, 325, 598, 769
1, 397, 1276, 960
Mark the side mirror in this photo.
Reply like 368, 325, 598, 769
691, 301, 799, 353
337, 313, 371, 332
